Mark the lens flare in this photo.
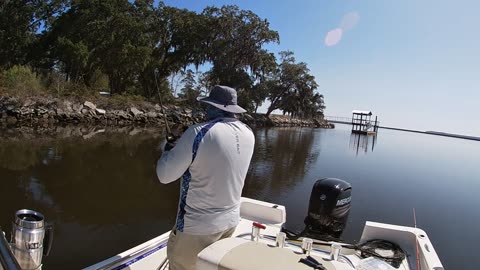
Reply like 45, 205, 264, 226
324, 11, 359, 47
340, 12, 360, 31
324, 28, 343, 47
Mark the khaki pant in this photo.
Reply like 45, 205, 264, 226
167, 226, 236, 270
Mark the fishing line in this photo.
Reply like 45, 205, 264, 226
153, 69, 175, 143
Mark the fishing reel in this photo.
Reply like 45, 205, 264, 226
165, 124, 189, 143
166, 133, 177, 143
164, 133, 177, 151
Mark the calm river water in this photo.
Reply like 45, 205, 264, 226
0, 124, 479, 269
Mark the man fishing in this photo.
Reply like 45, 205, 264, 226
156, 85, 255, 270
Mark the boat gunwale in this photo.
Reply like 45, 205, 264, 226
83, 232, 170, 270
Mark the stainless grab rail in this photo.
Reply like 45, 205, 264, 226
0, 227, 22, 270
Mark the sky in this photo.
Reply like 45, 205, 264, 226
162, 0, 480, 136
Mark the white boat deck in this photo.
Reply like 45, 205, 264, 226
83, 197, 443, 270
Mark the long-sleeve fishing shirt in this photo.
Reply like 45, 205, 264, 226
156, 117, 255, 235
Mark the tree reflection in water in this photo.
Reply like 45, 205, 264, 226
0, 126, 323, 269
0, 127, 182, 269
244, 127, 320, 200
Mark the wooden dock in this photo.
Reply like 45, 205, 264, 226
351, 110, 379, 135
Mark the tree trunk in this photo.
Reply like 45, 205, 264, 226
265, 106, 275, 117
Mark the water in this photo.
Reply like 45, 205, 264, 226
1, 124, 479, 269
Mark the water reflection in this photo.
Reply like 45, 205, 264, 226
25, 177, 56, 207
1, 125, 479, 270
349, 133, 377, 155
0, 128, 179, 268
0, 140, 44, 170
13, 137, 176, 221
244, 127, 320, 198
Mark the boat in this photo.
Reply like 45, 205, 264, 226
1, 178, 444, 270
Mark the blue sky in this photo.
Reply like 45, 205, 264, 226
163, 0, 479, 136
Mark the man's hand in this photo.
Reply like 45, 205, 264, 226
164, 141, 176, 151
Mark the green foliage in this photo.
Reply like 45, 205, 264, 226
88, 70, 110, 91
0, 0, 68, 68
55, 37, 90, 83
151, 76, 175, 104
0, 140, 42, 171
0, 1, 326, 116
200, 5, 280, 111
43, 71, 96, 97
264, 51, 324, 118
138, 3, 211, 98
48, 0, 154, 93
250, 80, 271, 113
177, 70, 201, 108
1, 65, 44, 95
202, 5, 279, 83
0, 1, 35, 68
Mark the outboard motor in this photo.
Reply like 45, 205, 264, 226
10, 209, 53, 270
304, 178, 351, 239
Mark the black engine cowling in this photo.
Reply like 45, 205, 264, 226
304, 178, 352, 238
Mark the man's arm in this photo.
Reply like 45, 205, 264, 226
156, 127, 195, 184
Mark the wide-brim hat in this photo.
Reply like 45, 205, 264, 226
197, 85, 247, 113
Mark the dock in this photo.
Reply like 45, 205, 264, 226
351, 110, 379, 135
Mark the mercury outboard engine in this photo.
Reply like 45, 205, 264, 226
304, 178, 351, 239
9, 209, 53, 270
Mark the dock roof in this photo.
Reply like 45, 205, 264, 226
352, 110, 372, 115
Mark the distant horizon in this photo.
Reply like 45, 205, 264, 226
326, 121, 480, 141
264, 109, 480, 138
267, 110, 480, 138
164, 0, 480, 137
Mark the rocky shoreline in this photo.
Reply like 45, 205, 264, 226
0, 95, 334, 132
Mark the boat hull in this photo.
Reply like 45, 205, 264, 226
83, 198, 443, 270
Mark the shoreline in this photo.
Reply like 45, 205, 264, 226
0, 95, 333, 133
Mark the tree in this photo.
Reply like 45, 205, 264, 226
46, 0, 155, 93
308, 93, 326, 118
55, 37, 90, 83
195, 72, 212, 97
0, 0, 68, 69
138, 3, 211, 98
249, 50, 277, 113
202, 6, 279, 83
264, 51, 320, 117
91, 0, 153, 94
200, 5, 279, 112
177, 69, 201, 108
181, 69, 196, 91
0, 0, 328, 114
47, 1, 211, 96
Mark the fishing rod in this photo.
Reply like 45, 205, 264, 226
153, 69, 176, 143
413, 208, 421, 270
